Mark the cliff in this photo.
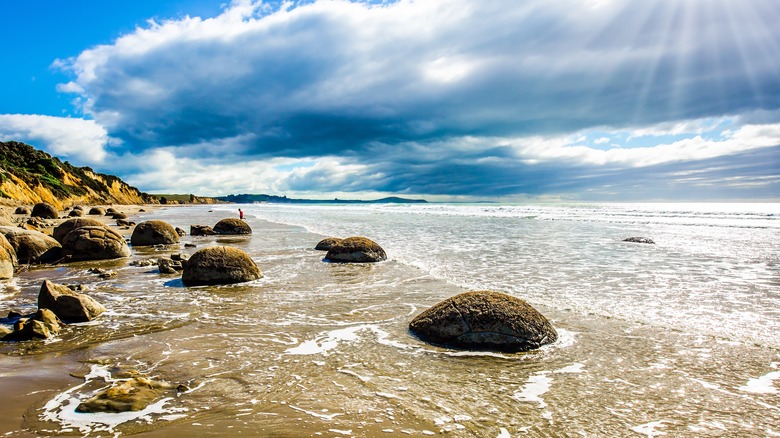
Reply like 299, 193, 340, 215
0, 141, 157, 209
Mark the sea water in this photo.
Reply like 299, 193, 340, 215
1, 202, 778, 437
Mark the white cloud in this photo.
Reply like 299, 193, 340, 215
0, 114, 110, 164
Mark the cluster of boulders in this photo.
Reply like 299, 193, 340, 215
3, 206, 565, 361
1, 280, 105, 341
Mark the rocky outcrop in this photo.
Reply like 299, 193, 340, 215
409, 290, 558, 353
52, 218, 105, 243
190, 225, 216, 236
0, 226, 62, 264
76, 376, 178, 413
130, 220, 180, 246
182, 246, 261, 286
2, 308, 62, 341
324, 237, 387, 263
31, 202, 59, 219
158, 257, 184, 274
213, 218, 252, 235
62, 226, 131, 261
0, 233, 16, 279
38, 280, 106, 323
0, 141, 157, 208
623, 237, 655, 244
315, 237, 342, 251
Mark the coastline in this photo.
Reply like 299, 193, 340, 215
1, 203, 778, 436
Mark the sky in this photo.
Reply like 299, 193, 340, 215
0, 0, 778, 201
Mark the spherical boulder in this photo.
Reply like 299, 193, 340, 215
324, 237, 386, 263
0, 233, 16, 279
31, 202, 58, 219
53, 218, 105, 243
14, 206, 30, 215
38, 280, 106, 323
182, 246, 261, 286
130, 220, 180, 246
315, 237, 342, 251
62, 226, 131, 261
0, 226, 62, 264
88, 207, 106, 215
213, 218, 252, 235
68, 209, 85, 217
409, 290, 558, 353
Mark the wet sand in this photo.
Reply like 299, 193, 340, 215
2, 204, 779, 437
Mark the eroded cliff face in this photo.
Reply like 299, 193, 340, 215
0, 141, 156, 208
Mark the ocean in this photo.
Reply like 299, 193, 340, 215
1, 202, 778, 437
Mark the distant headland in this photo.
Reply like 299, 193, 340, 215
216, 194, 428, 204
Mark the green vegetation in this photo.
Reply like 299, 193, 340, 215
0, 140, 156, 203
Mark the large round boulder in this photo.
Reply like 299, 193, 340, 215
324, 237, 387, 263
14, 206, 30, 215
62, 226, 131, 261
130, 220, 180, 246
53, 218, 105, 243
68, 209, 85, 217
409, 290, 558, 353
315, 237, 342, 251
31, 202, 59, 219
0, 233, 16, 279
213, 218, 252, 235
182, 246, 261, 286
0, 226, 62, 264
38, 280, 106, 323
88, 207, 106, 215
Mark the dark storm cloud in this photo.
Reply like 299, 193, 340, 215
47, 0, 780, 198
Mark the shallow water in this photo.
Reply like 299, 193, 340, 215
1, 203, 779, 437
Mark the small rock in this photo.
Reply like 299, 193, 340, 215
184, 243, 197, 248
87, 267, 118, 279
130, 259, 157, 267
175, 227, 186, 237
2, 309, 62, 341
76, 376, 175, 413
190, 225, 216, 236
157, 258, 183, 274
623, 237, 655, 244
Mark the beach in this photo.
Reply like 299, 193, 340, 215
1, 202, 779, 437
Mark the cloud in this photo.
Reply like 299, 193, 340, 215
17, 0, 776, 200
0, 114, 110, 164
57, 0, 780, 153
